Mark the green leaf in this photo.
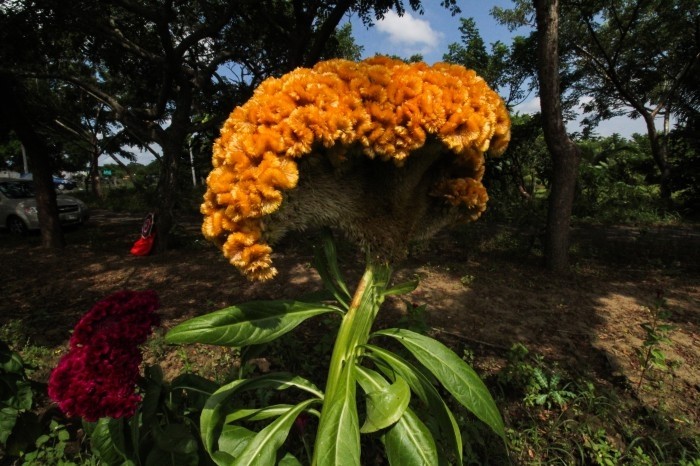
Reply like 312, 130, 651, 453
200, 373, 322, 462
232, 398, 317, 466
86, 418, 133, 466
35, 433, 50, 447
225, 405, 294, 424
170, 373, 221, 412
140, 373, 162, 426
364, 344, 462, 463
355, 366, 410, 433
382, 279, 419, 297
170, 373, 221, 395
0, 407, 19, 445
166, 301, 340, 347
373, 328, 505, 439
314, 363, 360, 466
320, 230, 352, 300
218, 425, 255, 459
651, 348, 666, 361
278, 452, 303, 466
383, 407, 438, 466
313, 242, 351, 309
57, 428, 70, 442
352, 366, 437, 466
153, 423, 198, 455
0, 347, 25, 374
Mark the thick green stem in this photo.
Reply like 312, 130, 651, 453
312, 261, 390, 465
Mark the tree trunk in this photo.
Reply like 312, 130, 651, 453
154, 138, 180, 253
152, 83, 192, 253
644, 111, 672, 203
534, 0, 581, 272
89, 144, 103, 198
0, 73, 65, 248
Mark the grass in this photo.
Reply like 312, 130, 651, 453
3, 307, 698, 465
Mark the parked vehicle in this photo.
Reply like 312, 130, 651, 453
0, 178, 90, 234
52, 176, 78, 190
19, 173, 78, 191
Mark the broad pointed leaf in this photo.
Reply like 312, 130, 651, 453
166, 301, 340, 346
365, 344, 462, 463
354, 366, 410, 433
200, 373, 322, 462
86, 418, 133, 465
373, 328, 505, 439
225, 404, 294, 424
232, 399, 317, 466
383, 407, 437, 466
353, 366, 437, 466
382, 279, 419, 297
218, 425, 255, 460
314, 363, 360, 466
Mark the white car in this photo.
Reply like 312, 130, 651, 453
0, 177, 90, 234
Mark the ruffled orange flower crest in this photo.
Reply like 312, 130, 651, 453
203, 57, 510, 280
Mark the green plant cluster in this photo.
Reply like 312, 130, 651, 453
1, 340, 96, 465
158, 235, 504, 465
498, 343, 699, 465
636, 297, 678, 394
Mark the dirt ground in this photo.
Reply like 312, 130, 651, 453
1, 210, 699, 434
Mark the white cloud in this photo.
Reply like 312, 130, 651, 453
375, 10, 442, 55
513, 97, 540, 115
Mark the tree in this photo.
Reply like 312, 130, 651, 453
567, 0, 700, 202
5, 0, 458, 253
443, 17, 536, 107
0, 4, 69, 247
0, 74, 65, 248
533, 0, 581, 272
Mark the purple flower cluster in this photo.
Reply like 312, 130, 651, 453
48, 290, 160, 421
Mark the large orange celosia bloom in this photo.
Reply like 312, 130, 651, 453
202, 56, 510, 281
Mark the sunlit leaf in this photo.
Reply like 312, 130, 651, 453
373, 328, 505, 439
166, 301, 341, 347
364, 344, 462, 463
355, 366, 410, 433
353, 366, 437, 465
383, 407, 437, 466
314, 363, 360, 466
382, 279, 419, 297
218, 425, 255, 459
225, 405, 294, 424
231, 399, 317, 466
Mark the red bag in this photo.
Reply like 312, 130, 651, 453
130, 234, 155, 256
130, 212, 156, 256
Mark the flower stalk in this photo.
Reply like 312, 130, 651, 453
312, 260, 390, 466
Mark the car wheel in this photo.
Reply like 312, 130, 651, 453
56, 184, 65, 190
7, 216, 28, 235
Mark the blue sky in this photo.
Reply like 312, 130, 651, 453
344, 1, 520, 65
343, 2, 649, 138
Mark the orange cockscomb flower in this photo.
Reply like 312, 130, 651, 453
203, 57, 511, 281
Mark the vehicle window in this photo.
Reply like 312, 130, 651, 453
0, 181, 35, 199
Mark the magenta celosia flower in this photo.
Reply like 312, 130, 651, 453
48, 290, 160, 421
